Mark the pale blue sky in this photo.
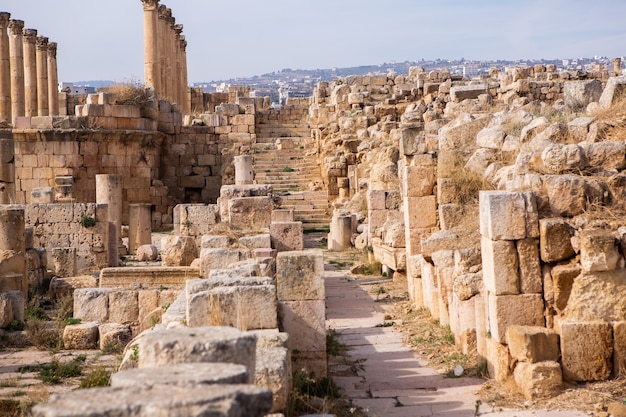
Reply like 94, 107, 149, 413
0, 0, 624, 83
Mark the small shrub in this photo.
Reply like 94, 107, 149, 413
326, 328, 348, 357
7, 320, 25, 332
20, 357, 84, 385
129, 344, 139, 362
79, 367, 112, 389
79, 213, 96, 228
65, 318, 81, 326
282, 167, 295, 172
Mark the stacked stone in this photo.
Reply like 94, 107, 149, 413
0, 206, 26, 328
478, 191, 548, 382
276, 250, 327, 378
140, 0, 190, 114
0, 12, 60, 124
0, 137, 15, 203
72, 92, 158, 131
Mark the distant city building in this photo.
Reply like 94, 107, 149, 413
61, 82, 96, 94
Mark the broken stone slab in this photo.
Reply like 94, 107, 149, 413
580, 230, 620, 273
73, 288, 111, 322
539, 218, 575, 263
560, 321, 613, 382
228, 196, 273, 230
31, 384, 273, 417
506, 325, 560, 363
99, 323, 132, 351
99, 267, 199, 289
137, 326, 257, 383
199, 248, 251, 278
200, 235, 233, 249
239, 234, 271, 249
599, 76, 626, 109
514, 361, 562, 400
276, 250, 324, 302
218, 184, 273, 220
160, 235, 197, 267
256, 346, 291, 413
136, 244, 158, 262
450, 84, 488, 102
63, 322, 99, 350
111, 362, 249, 388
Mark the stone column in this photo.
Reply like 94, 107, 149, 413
8, 19, 25, 122
0, 138, 15, 204
0, 12, 11, 123
47, 42, 58, 116
615, 58, 622, 76
157, 5, 168, 100
141, 0, 160, 96
128, 203, 152, 255
96, 174, 123, 232
234, 155, 254, 185
329, 214, 352, 251
35, 36, 49, 116
167, 14, 176, 103
180, 37, 189, 114
0, 206, 27, 299
22, 29, 37, 117
174, 24, 183, 106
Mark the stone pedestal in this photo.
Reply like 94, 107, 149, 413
0, 206, 26, 299
47, 42, 58, 116
128, 203, 152, 255
35, 36, 49, 116
96, 174, 123, 233
234, 155, 254, 185
0, 13, 11, 123
329, 214, 352, 251
23, 29, 37, 117
8, 20, 25, 121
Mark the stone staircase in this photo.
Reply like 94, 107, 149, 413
252, 140, 330, 231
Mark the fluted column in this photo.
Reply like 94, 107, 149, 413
47, 42, 58, 115
180, 37, 189, 114
8, 19, 24, 121
0, 12, 11, 123
157, 5, 168, 100
23, 29, 37, 117
167, 13, 176, 103
174, 24, 183, 106
35, 36, 49, 116
141, 0, 160, 95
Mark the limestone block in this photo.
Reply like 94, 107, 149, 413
404, 195, 437, 229
137, 326, 257, 383
514, 361, 562, 400
580, 230, 620, 273
31, 384, 273, 417
398, 128, 426, 156
271, 209, 294, 223
404, 165, 436, 197
99, 323, 132, 350
543, 175, 587, 217
111, 362, 248, 388
550, 264, 580, 312
108, 290, 139, 323
564, 79, 602, 108
486, 338, 512, 381
367, 190, 387, 210
74, 288, 111, 322
49, 275, 98, 300
540, 144, 585, 174
599, 76, 626, 109
200, 235, 232, 249
613, 322, 626, 377
488, 293, 545, 343
452, 272, 483, 301
160, 235, 197, 267
0, 251, 25, 292
256, 346, 291, 412
63, 322, 99, 350
582, 142, 626, 171
52, 247, 77, 277
506, 325, 560, 363
481, 236, 519, 296
450, 84, 488, 102
292, 350, 328, 379
539, 218, 575, 263
228, 196, 273, 230
270, 222, 304, 252
479, 191, 537, 240
278, 300, 326, 352
239, 234, 271, 249
516, 238, 542, 294
477, 127, 506, 150
200, 248, 250, 278
564, 271, 626, 322
276, 250, 324, 301
560, 321, 613, 382
207, 285, 278, 330
136, 244, 158, 262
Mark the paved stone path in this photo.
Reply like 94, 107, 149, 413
325, 270, 587, 417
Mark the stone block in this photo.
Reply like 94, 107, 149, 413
200, 235, 232, 249
136, 244, 158, 262
160, 235, 197, 267
516, 238, 542, 294
271, 209, 294, 223
228, 196, 273, 230
481, 236, 519, 295
580, 230, 620, 273
49, 275, 98, 300
539, 218, 575, 263
256, 346, 291, 412
278, 300, 326, 352
486, 337, 511, 381
599, 76, 626, 109
74, 288, 111, 322
206, 285, 278, 330
367, 190, 387, 210
137, 326, 257, 383
506, 325, 560, 363
31, 384, 273, 417
270, 222, 304, 252
561, 321, 613, 382
488, 293, 545, 343
276, 250, 324, 301
99, 323, 132, 351
564, 79, 602, 108
239, 234, 272, 249
111, 362, 248, 388
200, 248, 250, 278
51, 247, 77, 277
404, 195, 437, 229
514, 361, 562, 400
450, 84, 488, 102
63, 322, 99, 350
108, 290, 139, 323
479, 191, 536, 240
613, 321, 626, 377
550, 264, 580, 312
99, 267, 199, 288
404, 165, 436, 197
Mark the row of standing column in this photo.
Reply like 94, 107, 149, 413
0, 12, 60, 124
142, 0, 190, 114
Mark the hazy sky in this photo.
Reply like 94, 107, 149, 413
0, 0, 624, 84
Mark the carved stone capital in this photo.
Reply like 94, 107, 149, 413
23, 29, 38, 43
174, 24, 183, 35
47, 42, 57, 58
158, 4, 168, 19
0, 12, 11, 28
141, 0, 159, 11
36, 36, 48, 50
8, 19, 24, 35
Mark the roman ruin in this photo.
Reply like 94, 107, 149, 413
0, 1, 626, 416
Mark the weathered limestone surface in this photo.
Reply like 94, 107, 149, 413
560, 321, 613, 382
506, 325, 560, 363
488, 293, 544, 343
111, 362, 248, 388
276, 250, 324, 301
63, 322, 99, 350
514, 361, 563, 400
481, 236, 519, 295
270, 222, 304, 252
99, 266, 199, 288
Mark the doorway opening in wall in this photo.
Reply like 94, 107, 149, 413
184, 188, 203, 203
